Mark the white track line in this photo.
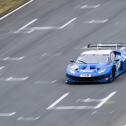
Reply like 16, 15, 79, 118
26, 26, 59, 33
60, 18, 77, 29
95, 91, 117, 109
34, 80, 50, 85
76, 98, 103, 103
47, 92, 69, 110
53, 106, 96, 110
3, 56, 25, 61
0, 112, 16, 117
6, 77, 29, 81
31, 26, 59, 30
0, 0, 34, 21
20, 17, 77, 33
85, 19, 108, 24
50, 80, 57, 84
91, 111, 97, 115
0, 66, 5, 70
15, 19, 37, 33
76, 98, 113, 104
91, 110, 115, 116
17, 116, 40, 121
41, 53, 47, 57
81, 4, 100, 9
47, 91, 116, 110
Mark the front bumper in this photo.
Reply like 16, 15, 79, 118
66, 73, 110, 83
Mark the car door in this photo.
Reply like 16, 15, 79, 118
114, 51, 123, 72
120, 51, 126, 71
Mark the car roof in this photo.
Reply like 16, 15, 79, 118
81, 50, 113, 55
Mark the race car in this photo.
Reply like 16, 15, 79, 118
66, 43, 126, 84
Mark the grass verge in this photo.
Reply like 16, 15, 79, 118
0, 0, 29, 17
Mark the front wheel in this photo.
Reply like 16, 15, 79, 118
109, 67, 116, 82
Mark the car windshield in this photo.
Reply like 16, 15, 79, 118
76, 54, 109, 64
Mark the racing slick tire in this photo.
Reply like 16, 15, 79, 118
109, 67, 116, 82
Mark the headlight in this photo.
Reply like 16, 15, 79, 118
70, 65, 78, 74
70, 69, 75, 74
70, 65, 78, 71
98, 68, 106, 74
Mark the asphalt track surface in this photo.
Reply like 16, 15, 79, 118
0, 0, 126, 126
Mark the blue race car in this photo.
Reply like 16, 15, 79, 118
66, 44, 126, 84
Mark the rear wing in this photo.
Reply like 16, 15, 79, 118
87, 43, 126, 50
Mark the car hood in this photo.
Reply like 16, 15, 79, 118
77, 63, 106, 72
67, 63, 109, 74
67, 63, 112, 78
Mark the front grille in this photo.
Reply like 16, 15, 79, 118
67, 74, 105, 82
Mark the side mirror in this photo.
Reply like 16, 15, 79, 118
70, 59, 75, 63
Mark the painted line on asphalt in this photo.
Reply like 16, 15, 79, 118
95, 91, 117, 109
60, 17, 77, 29
35, 80, 57, 85
26, 26, 59, 33
6, 76, 29, 81
41, 53, 48, 57
91, 110, 97, 115
76, 98, 103, 103
50, 80, 57, 84
76, 98, 114, 104
17, 17, 77, 33
3, 56, 25, 61
47, 91, 116, 110
52, 106, 96, 110
34, 80, 50, 85
17, 116, 40, 121
91, 110, 115, 116
0, 0, 34, 21
47, 92, 70, 110
34, 80, 57, 85
0, 66, 5, 70
0, 112, 16, 117
84, 19, 109, 24
41, 52, 62, 57
81, 4, 100, 9
31, 26, 59, 30
15, 19, 37, 33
